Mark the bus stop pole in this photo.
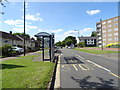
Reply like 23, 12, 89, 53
49, 35, 52, 62
42, 37, 44, 61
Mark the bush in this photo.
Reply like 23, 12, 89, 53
17, 45, 23, 48
78, 42, 85, 47
2, 45, 12, 57
27, 47, 32, 51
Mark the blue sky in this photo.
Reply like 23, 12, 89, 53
1, 1, 118, 42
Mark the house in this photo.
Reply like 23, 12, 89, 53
0, 31, 23, 47
78, 36, 97, 47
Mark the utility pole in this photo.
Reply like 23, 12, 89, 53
100, 19, 103, 50
24, 0, 26, 56
74, 30, 79, 46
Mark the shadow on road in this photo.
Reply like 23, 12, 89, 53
0, 64, 25, 69
71, 76, 118, 90
64, 57, 84, 64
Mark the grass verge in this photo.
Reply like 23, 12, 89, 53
74, 48, 120, 54
1, 55, 55, 88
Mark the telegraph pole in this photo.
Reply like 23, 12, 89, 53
24, 0, 26, 56
100, 19, 103, 50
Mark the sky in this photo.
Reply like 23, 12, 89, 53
1, 1, 119, 42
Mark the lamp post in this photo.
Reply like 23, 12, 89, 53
74, 30, 80, 46
100, 19, 103, 50
23, 0, 26, 56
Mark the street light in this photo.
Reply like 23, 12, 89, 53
74, 30, 79, 38
74, 30, 80, 47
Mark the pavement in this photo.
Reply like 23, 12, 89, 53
54, 48, 119, 89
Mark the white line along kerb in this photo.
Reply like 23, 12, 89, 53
87, 60, 111, 72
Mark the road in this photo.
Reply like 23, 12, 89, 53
59, 48, 119, 89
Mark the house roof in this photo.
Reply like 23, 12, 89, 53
78, 36, 97, 40
0, 31, 22, 41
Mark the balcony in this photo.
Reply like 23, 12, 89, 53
98, 41, 102, 43
98, 37, 102, 39
97, 33, 101, 36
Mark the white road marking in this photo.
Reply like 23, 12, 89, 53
79, 64, 90, 71
72, 65, 78, 71
87, 60, 111, 72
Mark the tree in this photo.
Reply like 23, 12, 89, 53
55, 41, 62, 46
64, 36, 77, 46
0, 0, 8, 15
13, 33, 30, 39
91, 31, 97, 37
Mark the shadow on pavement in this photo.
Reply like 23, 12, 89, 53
71, 76, 118, 90
0, 64, 25, 69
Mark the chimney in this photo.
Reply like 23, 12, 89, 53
10, 31, 12, 34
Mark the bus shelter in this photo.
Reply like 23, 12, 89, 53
34, 32, 55, 62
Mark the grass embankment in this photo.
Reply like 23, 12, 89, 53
1, 55, 55, 88
74, 48, 120, 54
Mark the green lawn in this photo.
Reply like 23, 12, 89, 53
1, 55, 55, 88
74, 48, 120, 54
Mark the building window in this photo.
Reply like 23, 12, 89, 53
108, 34, 112, 37
108, 20, 111, 23
103, 39, 106, 41
108, 29, 112, 32
114, 23, 118, 26
102, 26, 106, 29
114, 38, 118, 41
103, 31, 106, 33
103, 35, 106, 37
114, 18, 118, 21
108, 38, 112, 41
4, 40, 8, 42
108, 25, 112, 28
114, 28, 118, 31
114, 33, 118, 36
102, 22, 106, 25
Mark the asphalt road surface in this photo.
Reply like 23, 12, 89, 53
59, 48, 119, 90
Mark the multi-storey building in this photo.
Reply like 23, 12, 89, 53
96, 16, 120, 47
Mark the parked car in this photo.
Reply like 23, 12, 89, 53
54, 46, 58, 53
12, 46, 24, 53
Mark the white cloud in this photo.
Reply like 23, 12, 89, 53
16, 24, 38, 29
13, 28, 29, 33
64, 30, 77, 35
4, 19, 23, 25
79, 28, 93, 34
38, 28, 63, 33
4, 19, 38, 33
25, 14, 43, 21
86, 9, 101, 15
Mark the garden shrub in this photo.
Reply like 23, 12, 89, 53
2, 45, 12, 57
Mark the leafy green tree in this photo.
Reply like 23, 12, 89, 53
64, 36, 77, 46
91, 31, 97, 37
55, 41, 62, 46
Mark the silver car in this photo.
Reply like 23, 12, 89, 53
12, 46, 24, 53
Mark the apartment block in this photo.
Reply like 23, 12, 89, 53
96, 16, 120, 47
